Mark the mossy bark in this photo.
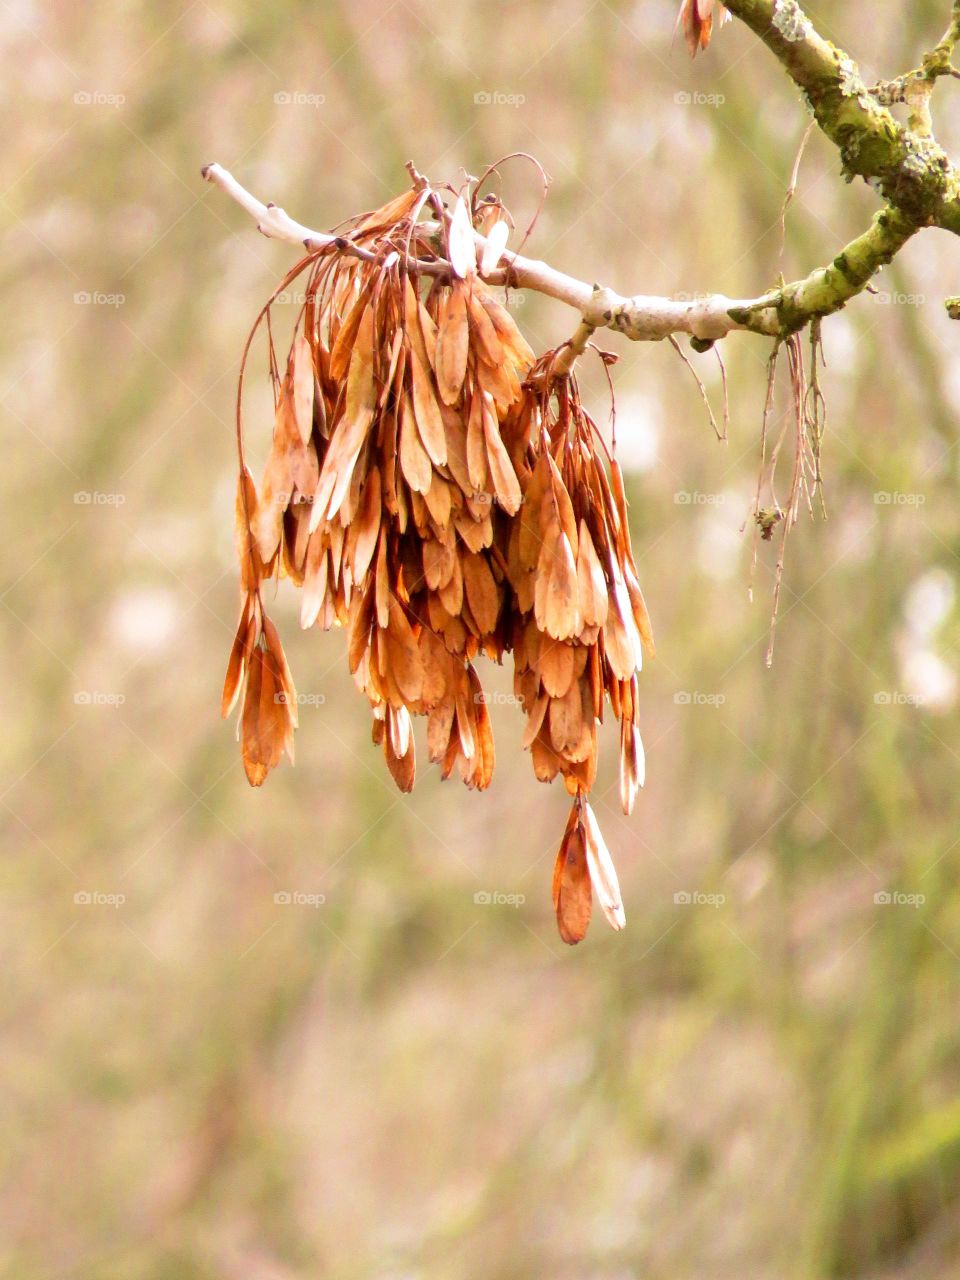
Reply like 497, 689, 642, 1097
724, 0, 960, 234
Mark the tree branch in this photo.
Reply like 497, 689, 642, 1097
722, 0, 960, 233
202, 163, 911, 343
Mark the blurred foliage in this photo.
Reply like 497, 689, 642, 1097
4, 0, 960, 1276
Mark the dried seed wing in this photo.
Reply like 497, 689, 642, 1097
603, 567, 643, 680
549, 680, 583, 755
467, 666, 495, 789
480, 219, 509, 276
539, 640, 576, 699
300, 532, 330, 630
536, 527, 581, 641
329, 285, 369, 382
356, 186, 420, 231
582, 801, 625, 931
476, 352, 520, 410
608, 458, 631, 551
383, 708, 416, 792
477, 291, 536, 369
440, 401, 472, 493
346, 303, 378, 424
435, 283, 470, 406
427, 696, 456, 762
480, 391, 521, 515
624, 562, 656, 657
466, 389, 489, 491
241, 647, 268, 786
254, 385, 306, 563
399, 390, 433, 494
374, 532, 391, 631
235, 467, 262, 592
291, 334, 315, 444
438, 549, 464, 615
222, 595, 255, 718
454, 690, 476, 760
619, 720, 640, 815
448, 194, 477, 279
348, 583, 375, 673
387, 597, 425, 703
462, 551, 500, 635
521, 692, 549, 749
410, 351, 448, 466
577, 521, 609, 628
389, 702, 411, 759
261, 614, 298, 728
423, 471, 453, 528
351, 470, 382, 583
553, 819, 592, 944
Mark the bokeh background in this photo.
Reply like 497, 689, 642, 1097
5, 1, 960, 1276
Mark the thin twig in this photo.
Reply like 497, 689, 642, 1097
201, 162, 912, 345
668, 336, 723, 441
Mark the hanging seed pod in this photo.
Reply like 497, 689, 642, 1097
221, 166, 654, 944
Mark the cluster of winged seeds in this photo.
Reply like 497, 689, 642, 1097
221, 172, 653, 943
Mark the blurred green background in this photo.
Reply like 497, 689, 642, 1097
5, 1, 960, 1276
